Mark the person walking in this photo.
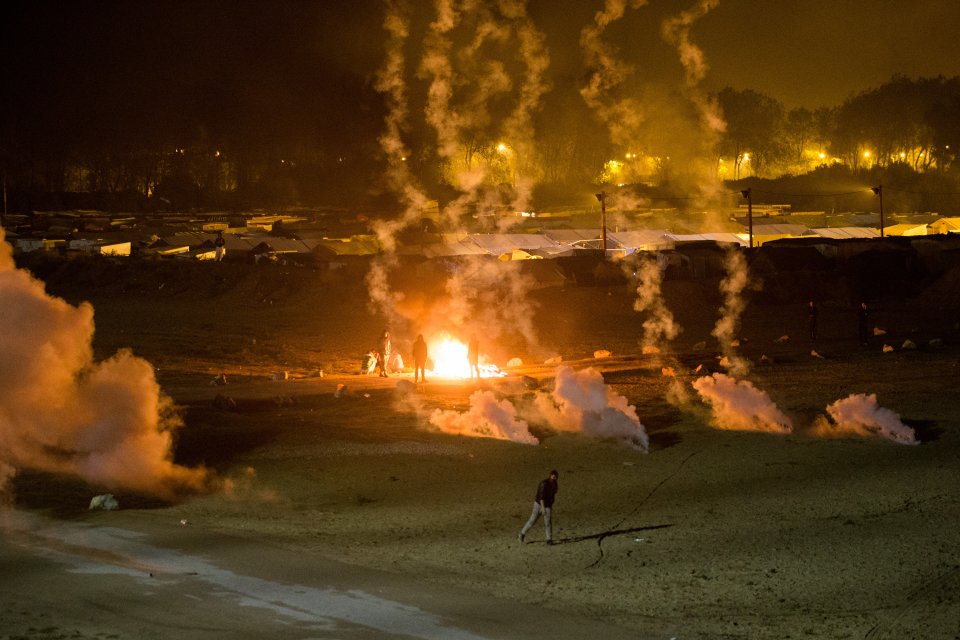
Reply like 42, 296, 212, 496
518, 469, 559, 545
377, 330, 392, 377
858, 302, 869, 346
467, 335, 480, 380
412, 334, 428, 383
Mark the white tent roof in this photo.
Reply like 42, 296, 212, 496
468, 233, 559, 254
667, 233, 749, 246
811, 227, 880, 239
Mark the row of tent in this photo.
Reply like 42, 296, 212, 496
13, 217, 960, 261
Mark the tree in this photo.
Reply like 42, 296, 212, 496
716, 87, 786, 178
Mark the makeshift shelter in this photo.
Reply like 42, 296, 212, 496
928, 217, 960, 235
884, 223, 928, 237
811, 227, 880, 240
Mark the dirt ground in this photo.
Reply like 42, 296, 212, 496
6, 257, 960, 639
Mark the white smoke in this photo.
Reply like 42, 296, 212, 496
633, 255, 680, 349
692, 373, 792, 434
531, 366, 648, 451
815, 394, 918, 445
428, 389, 538, 444
0, 227, 209, 500
579, 0, 650, 147
712, 246, 751, 376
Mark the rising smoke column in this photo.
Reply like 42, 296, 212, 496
369, 0, 549, 352
692, 372, 792, 434
0, 228, 208, 500
428, 389, 538, 444
660, 0, 725, 199
712, 245, 751, 376
531, 366, 649, 451
814, 394, 918, 445
580, 0, 650, 147
630, 253, 690, 405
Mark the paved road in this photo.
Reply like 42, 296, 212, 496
1, 510, 652, 640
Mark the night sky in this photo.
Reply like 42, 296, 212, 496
3, 0, 960, 157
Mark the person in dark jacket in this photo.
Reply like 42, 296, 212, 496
808, 300, 819, 342
412, 334, 428, 383
518, 469, 559, 545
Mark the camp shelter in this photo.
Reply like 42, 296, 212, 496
498, 248, 542, 261
811, 227, 880, 240
667, 232, 748, 247
743, 223, 812, 246
468, 233, 559, 256
928, 217, 960, 235
608, 230, 672, 252
884, 223, 928, 236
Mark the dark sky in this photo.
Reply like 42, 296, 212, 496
3, 0, 959, 144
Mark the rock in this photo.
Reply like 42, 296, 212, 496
661, 366, 676, 377
507, 357, 524, 367
89, 494, 119, 511
929, 338, 943, 348
775, 335, 790, 343
760, 354, 773, 364
213, 394, 237, 410
882, 344, 894, 353
810, 350, 824, 359
873, 327, 887, 336
544, 356, 562, 366
902, 339, 917, 350
593, 349, 612, 359
642, 345, 660, 354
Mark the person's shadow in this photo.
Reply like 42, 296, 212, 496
549, 523, 673, 546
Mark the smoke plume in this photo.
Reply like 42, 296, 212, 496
429, 390, 538, 444
712, 246, 751, 376
531, 366, 648, 451
692, 373, 793, 434
579, 0, 650, 147
814, 394, 918, 445
0, 228, 209, 500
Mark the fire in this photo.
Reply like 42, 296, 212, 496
428, 334, 504, 379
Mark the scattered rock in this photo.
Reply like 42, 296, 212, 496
593, 349, 612, 359
775, 335, 790, 343
543, 356, 562, 366
213, 394, 237, 410
929, 338, 943, 348
661, 366, 676, 377
642, 345, 660, 354
760, 354, 773, 364
730, 339, 741, 348
873, 327, 887, 336
507, 357, 525, 367
902, 339, 917, 350
810, 350, 824, 359
883, 344, 895, 353
89, 494, 119, 511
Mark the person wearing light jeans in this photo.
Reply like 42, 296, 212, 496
518, 470, 559, 545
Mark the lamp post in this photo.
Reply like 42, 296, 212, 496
595, 191, 607, 251
740, 188, 753, 248
871, 185, 884, 237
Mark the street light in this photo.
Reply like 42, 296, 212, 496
740, 187, 753, 248
595, 192, 608, 251
871, 185, 884, 238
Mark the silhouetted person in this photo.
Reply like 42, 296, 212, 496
808, 300, 819, 341
377, 330, 392, 377
858, 302, 869, 346
214, 231, 226, 262
519, 469, 559, 545
467, 335, 480, 379
412, 334, 428, 383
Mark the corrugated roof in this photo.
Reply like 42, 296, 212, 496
811, 227, 880, 239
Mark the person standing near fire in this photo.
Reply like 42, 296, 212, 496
467, 335, 480, 379
518, 469, 559, 545
377, 330, 392, 377
412, 334, 428, 383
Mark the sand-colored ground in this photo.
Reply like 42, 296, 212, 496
4, 259, 960, 639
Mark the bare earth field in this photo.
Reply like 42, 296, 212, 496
3, 258, 959, 640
